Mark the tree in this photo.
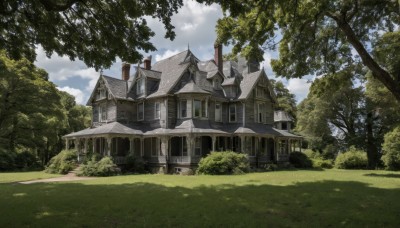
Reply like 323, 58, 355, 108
0, 51, 91, 168
269, 79, 297, 119
205, 0, 400, 102
381, 126, 400, 170
0, 0, 184, 70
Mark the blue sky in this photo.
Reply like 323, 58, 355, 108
35, 0, 311, 105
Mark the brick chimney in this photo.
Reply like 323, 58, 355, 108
122, 62, 130, 81
143, 55, 152, 70
214, 42, 222, 73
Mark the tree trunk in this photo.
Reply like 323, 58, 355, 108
366, 109, 378, 169
333, 16, 400, 102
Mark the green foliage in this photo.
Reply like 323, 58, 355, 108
14, 151, 42, 170
0, 149, 16, 171
79, 156, 121, 177
334, 147, 368, 169
381, 127, 400, 170
0, 53, 91, 167
0, 0, 185, 70
311, 158, 333, 169
124, 155, 146, 173
196, 151, 250, 175
212, 0, 400, 101
270, 79, 297, 119
289, 152, 312, 168
45, 149, 77, 174
322, 144, 337, 160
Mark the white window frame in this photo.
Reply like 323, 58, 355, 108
215, 102, 222, 122
136, 78, 145, 95
154, 102, 160, 119
193, 99, 201, 118
229, 104, 237, 122
179, 99, 187, 118
137, 102, 144, 121
99, 105, 107, 122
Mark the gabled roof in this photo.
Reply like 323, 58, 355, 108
146, 50, 192, 98
175, 80, 210, 95
238, 70, 262, 100
138, 68, 161, 80
102, 75, 128, 99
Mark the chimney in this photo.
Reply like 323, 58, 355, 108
122, 62, 130, 81
143, 55, 152, 70
214, 42, 222, 73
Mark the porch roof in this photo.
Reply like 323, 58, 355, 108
63, 122, 143, 138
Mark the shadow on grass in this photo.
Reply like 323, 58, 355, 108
364, 173, 400, 178
0, 180, 399, 227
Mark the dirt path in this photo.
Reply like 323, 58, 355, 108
19, 169, 96, 184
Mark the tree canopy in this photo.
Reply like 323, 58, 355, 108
206, 0, 400, 101
0, 0, 183, 70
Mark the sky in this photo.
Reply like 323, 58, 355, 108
35, 0, 311, 105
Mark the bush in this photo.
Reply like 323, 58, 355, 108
289, 152, 312, 168
0, 149, 16, 171
45, 149, 77, 174
303, 149, 321, 159
381, 127, 400, 170
311, 158, 333, 169
322, 144, 337, 160
196, 151, 250, 175
79, 156, 121, 176
14, 151, 42, 170
334, 147, 367, 169
124, 154, 146, 173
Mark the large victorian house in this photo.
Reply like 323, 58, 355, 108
64, 44, 302, 173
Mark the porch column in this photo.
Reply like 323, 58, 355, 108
84, 138, 88, 154
161, 136, 169, 157
106, 137, 112, 156
140, 138, 144, 157
240, 136, 245, 153
129, 137, 134, 155
186, 135, 194, 163
92, 138, 96, 154
211, 136, 216, 152
65, 138, 69, 150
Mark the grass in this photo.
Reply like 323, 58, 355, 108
1, 169, 400, 227
0, 171, 61, 183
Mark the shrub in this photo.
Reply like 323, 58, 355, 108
124, 154, 146, 173
311, 158, 333, 169
196, 151, 250, 175
45, 149, 77, 174
289, 152, 312, 168
322, 144, 337, 160
381, 127, 400, 170
79, 156, 121, 176
303, 149, 321, 159
334, 147, 367, 169
14, 151, 42, 170
0, 149, 16, 171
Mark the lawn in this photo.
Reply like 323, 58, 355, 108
1, 169, 400, 227
0, 171, 61, 183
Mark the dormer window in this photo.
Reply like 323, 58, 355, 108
137, 78, 145, 95
96, 88, 107, 100
213, 78, 220, 89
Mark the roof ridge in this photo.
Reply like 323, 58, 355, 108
153, 49, 189, 65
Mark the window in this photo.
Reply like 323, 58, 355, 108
154, 102, 160, 119
215, 102, 221, 122
96, 88, 107, 100
179, 100, 187, 118
257, 103, 265, 123
150, 138, 160, 157
193, 99, 207, 118
195, 137, 201, 156
136, 78, 145, 95
213, 78, 220, 89
137, 102, 144, 120
120, 111, 126, 120
99, 105, 107, 121
281, 122, 288, 130
182, 137, 188, 156
256, 87, 266, 98
229, 104, 236, 122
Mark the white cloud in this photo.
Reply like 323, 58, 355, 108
58, 86, 86, 105
155, 50, 181, 62
287, 78, 311, 102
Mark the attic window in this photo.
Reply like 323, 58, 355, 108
213, 78, 220, 89
97, 88, 107, 100
137, 78, 145, 95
